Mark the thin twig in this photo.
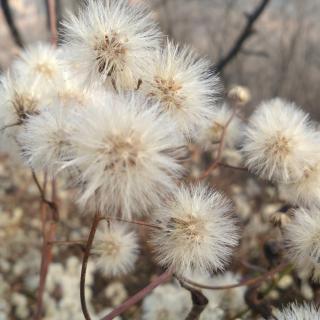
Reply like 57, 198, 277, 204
212, 0, 271, 72
198, 107, 237, 180
80, 212, 101, 320
100, 270, 173, 320
31, 171, 59, 222
1, 0, 24, 48
180, 281, 208, 320
47, 0, 58, 46
217, 162, 247, 172
179, 263, 289, 290
104, 216, 161, 229
0, 122, 21, 132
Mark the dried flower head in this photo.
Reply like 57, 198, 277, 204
62, 0, 161, 90
280, 162, 320, 207
284, 208, 320, 282
18, 105, 72, 174
151, 185, 239, 276
242, 98, 320, 183
68, 93, 184, 218
92, 222, 139, 277
142, 41, 220, 137
142, 283, 191, 320
197, 103, 242, 150
0, 73, 47, 135
13, 42, 63, 86
274, 303, 320, 320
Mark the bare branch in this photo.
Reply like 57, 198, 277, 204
212, 0, 271, 73
1, 0, 24, 48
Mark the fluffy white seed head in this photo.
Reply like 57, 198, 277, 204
0, 72, 48, 136
280, 162, 320, 207
142, 283, 191, 320
67, 93, 185, 218
92, 222, 139, 277
151, 185, 239, 277
18, 105, 73, 174
12, 42, 63, 87
274, 303, 320, 320
284, 208, 320, 282
62, 0, 161, 90
142, 41, 220, 137
242, 98, 320, 183
197, 103, 242, 150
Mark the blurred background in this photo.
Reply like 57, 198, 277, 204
1, 1, 320, 319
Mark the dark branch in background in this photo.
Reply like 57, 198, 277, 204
212, 0, 271, 73
1, 0, 24, 48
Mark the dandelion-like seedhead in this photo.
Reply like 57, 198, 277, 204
13, 43, 63, 86
67, 93, 185, 218
63, 0, 161, 90
0, 73, 47, 135
142, 41, 220, 137
92, 222, 139, 277
18, 105, 73, 174
151, 185, 239, 277
284, 208, 320, 282
280, 162, 320, 207
197, 102, 242, 150
274, 303, 320, 320
242, 98, 320, 183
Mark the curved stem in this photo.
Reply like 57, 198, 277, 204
104, 216, 160, 229
80, 212, 101, 320
100, 270, 173, 320
179, 263, 289, 290
198, 108, 238, 180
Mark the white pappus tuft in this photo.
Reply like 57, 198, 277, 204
274, 303, 320, 320
92, 221, 139, 277
0, 72, 48, 138
151, 184, 239, 277
62, 0, 161, 90
141, 41, 220, 138
279, 162, 320, 208
67, 92, 185, 218
142, 283, 191, 320
242, 98, 320, 183
284, 207, 320, 282
12, 42, 63, 87
17, 105, 73, 174
197, 102, 242, 150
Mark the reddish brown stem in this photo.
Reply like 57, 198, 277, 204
104, 216, 160, 229
198, 108, 237, 180
34, 175, 59, 320
48, 0, 57, 46
100, 270, 173, 320
80, 212, 101, 320
180, 263, 288, 290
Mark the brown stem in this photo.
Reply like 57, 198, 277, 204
32, 171, 59, 222
48, 0, 58, 46
217, 162, 247, 172
34, 176, 59, 320
104, 216, 160, 229
100, 270, 173, 320
80, 212, 101, 320
198, 108, 238, 180
179, 263, 288, 290
180, 281, 208, 320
